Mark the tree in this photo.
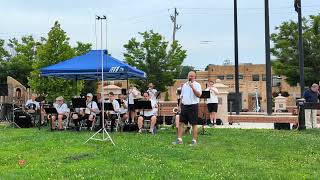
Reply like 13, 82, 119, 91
0, 39, 10, 61
0, 39, 10, 83
271, 14, 320, 87
0, 36, 43, 86
177, 65, 194, 79
124, 30, 187, 92
28, 21, 87, 101
73, 42, 94, 95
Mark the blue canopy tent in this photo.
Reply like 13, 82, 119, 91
40, 50, 145, 80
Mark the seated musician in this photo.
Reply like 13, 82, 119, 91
105, 92, 120, 132
25, 94, 40, 113
95, 92, 103, 128
82, 93, 99, 130
137, 92, 158, 134
118, 94, 128, 122
51, 96, 70, 130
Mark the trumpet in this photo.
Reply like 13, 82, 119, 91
172, 107, 179, 114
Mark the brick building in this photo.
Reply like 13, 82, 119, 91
168, 64, 301, 112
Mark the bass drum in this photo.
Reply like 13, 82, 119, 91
14, 111, 33, 128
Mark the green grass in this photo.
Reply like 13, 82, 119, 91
0, 126, 320, 180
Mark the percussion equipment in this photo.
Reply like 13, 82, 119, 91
14, 111, 32, 128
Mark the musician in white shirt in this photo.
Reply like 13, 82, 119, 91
128, 85, 140, 122
137, 92, 158, 134
51, 96, 70, 130
205, 81, 219, 126
173, 71, 202, 146
25, 94, 40, 111
82, 93, 99, 130
105, 92, 120, 132
118, 94, 128, 122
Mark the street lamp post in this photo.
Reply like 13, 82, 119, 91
295, 0, 306, 130
264, 0, 273, 115
234, 0, 240, 115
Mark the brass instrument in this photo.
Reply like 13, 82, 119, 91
173, 107, 179, 114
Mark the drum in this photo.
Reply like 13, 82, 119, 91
14, 111, 32, 128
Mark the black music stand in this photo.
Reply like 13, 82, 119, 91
44, 108, 58, 114
72, 98, 86, 108
104, 102, 116, 131
200, 90, 210, 135
104, 102, 114, 111
35, 96, 46, 130
134, 100, 152, 116
3, 102, 21, 129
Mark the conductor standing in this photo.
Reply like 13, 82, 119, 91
173, 71, 202, 146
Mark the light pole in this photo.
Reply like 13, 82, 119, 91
264, 0, 273, 115
295, 0, 305, 96
234, 0, 240, 115
295, 0, 306, 130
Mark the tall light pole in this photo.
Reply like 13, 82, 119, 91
234, 0, 240, 115
295, 0, 306, 130
264, 0, 273, 115
295, 0, 305, 96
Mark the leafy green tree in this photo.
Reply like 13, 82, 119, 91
74, 42, 92, 56
0, 36, 42, 86
0, 39, 10, 83
271, 14, 320, 87
28, 21, 86, 101
177, 65, 194, 79
0, 39, 10, 61
124, 30, 187, 92
73, 42, 96, 95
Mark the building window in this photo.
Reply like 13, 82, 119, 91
217, 75, 224, 80
226, 74, 233, 80
272, 76, 281, 87
239, 74, 243, 80
16, 88, 21, 98
252, 74, 260, 81
262, 74, 266, 81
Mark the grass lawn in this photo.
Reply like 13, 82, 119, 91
0, 125, 320, 179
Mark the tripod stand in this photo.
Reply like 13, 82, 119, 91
84, 15, 115, 145
4, 102, 21, 129
84, 102, 115, 145
200, 91, 210, 135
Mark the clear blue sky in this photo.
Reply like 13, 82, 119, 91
0, 0, 319, 69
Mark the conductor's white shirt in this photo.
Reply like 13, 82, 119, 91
181, 81, 202, 105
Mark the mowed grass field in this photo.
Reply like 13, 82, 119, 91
0, 125, 320, 180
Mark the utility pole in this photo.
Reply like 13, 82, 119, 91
264, 0, 272, 115
234, 0, 240, 115
295, 0, 306, 130
295, 0, 305, 96
170, 7, 182, 42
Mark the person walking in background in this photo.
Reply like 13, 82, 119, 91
303, 83, 319, 129
205, 81, 219, 126
173, 71, 202, 146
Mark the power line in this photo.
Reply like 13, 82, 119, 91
178, 5, 320, 10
